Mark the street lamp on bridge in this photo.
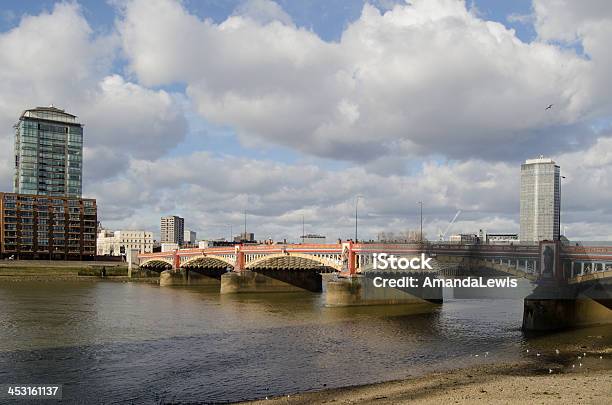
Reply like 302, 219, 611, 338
355, 195, 363, 242
418, 201, 424, 242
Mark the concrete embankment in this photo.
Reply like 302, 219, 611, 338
0, 260, 158, 283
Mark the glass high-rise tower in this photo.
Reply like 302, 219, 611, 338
13, 106, 83, 198
519, 157, 560, 242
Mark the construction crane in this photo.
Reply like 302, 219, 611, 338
438, 210, 461, 241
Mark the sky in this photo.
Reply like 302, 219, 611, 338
1, 0, 612, 242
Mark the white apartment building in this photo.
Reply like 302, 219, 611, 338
161, 215, 184, 245
97, 230, 153, 256
161, 242, 179, 252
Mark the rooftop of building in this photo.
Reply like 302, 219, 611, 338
525, 156, 556, 165
19, 105, 80, 125
0, 191, 95, 203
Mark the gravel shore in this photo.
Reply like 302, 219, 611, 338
245, 351, 611, 404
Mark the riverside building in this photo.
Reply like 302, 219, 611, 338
13, 106, 83, 198
97, 230, 153, 256
161, 215, 184, 245
519, 157, 561, 242
0, 192, 97, 259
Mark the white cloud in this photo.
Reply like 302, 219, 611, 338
82, 75, 187, 159
2, 0, 612, 242
117, 0, 603, 162
88, 150, 522, 240
0, 2, 189, 190
533, 0, 612, 43
533, 0, 612, 120
234, 0, 294, 26
0, 2, 114, 126
85, 129, 612, 241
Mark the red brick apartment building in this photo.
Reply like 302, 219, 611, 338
0, 192, 97, 260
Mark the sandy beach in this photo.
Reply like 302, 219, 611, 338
245, 350, 611, 404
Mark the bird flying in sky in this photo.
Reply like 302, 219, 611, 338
545, 104, 553, 110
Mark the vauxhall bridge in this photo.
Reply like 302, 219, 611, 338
136, 241, 612, 331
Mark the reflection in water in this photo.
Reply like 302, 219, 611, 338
0, 281, 609, 404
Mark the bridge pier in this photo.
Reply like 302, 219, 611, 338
220, 270, 305, 293
159, 268, 220, 287
523, 279, 612, 331
522, 297, 611, 331
325, 274, 442, 307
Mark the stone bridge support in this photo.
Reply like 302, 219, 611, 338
523, 278, 612, 331
159, 268, 222, 287
325, 273, 442, 307
220, 270, 306, 293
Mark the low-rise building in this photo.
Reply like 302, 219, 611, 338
486, 233, 519, 245
198, 240, 234, 248
0, 192, 97, 259
161, 242, 179, 252
96, 229, 153, 256
234, 232, 255, 242
449, 233, 479, 244
301, 234, 326, 244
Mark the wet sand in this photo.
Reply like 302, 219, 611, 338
246, 350, 611, 404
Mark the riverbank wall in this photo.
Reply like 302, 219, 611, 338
0, 260, 160, 282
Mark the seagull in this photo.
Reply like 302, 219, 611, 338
537, 353, 541, 357
600, 356, 603, 360
555, 349, 560, 355
549, 369, 553, 374
526, 349, 530, 353
545, 104, 553, 110
578, 356, 582, 360
579, 363, 583, 367
572, 364, 575, 368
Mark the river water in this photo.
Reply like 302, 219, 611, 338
0, 280, 609, 404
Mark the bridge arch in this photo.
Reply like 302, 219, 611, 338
140, 258, 174, 269
474, 258, 537, 281
246, 252, 342, 271
182, 254, 235, 269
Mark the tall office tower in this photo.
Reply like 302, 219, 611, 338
160, 215, 184, 245
13, 106, 83, 197
519, 157, 560, 242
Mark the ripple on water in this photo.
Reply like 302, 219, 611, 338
0, 281, 609, 403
